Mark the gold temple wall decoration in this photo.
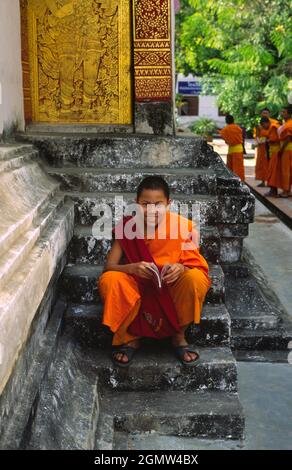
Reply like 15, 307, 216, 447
24, 0, 132, 124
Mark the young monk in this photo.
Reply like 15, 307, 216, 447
254, 108, 279, 187
259, 117, 281, 197
259, 107, 279, 128
98, 176, 211, 367
279, 105, 292, 198
219, 114, 245, 181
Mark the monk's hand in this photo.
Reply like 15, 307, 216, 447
129, 262, 154, 279
162, 263, 184, 285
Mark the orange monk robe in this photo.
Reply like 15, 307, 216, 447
98, 211, 211, 346
269, 118, 280, 128
255, 126, 270, 181
266, 123, 282, 189
279, 118, 292, 192
220, 124, 245, 181
253, 118, 279, 137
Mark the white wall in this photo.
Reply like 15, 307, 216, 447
0, 0, 24, 136
199, 95, 224, 122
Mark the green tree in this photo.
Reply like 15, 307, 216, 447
176, 0, 292, 129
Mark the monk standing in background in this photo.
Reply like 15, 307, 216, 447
220, 114, 245, 181
254, 108, 279, 187
98, 176, 211, 367
259, 107, 279, 128
279, 105, 292, 198
258, 117, 281, 197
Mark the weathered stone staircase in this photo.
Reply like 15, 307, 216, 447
2, 131, 290, 449
0, 143, 74, 396
0, 143, 74, 446
6, 132, 254, 449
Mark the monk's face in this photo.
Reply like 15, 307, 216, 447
136, 189, 170, 228
261, 110, 270, 118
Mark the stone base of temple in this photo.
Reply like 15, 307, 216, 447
0, 143, 74, 397
24, 123, 134, 135
0, 267, 67, 449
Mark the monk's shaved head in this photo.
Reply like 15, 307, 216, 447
137, 176, 170, 200
225, 114, 234, 124
261, 107, 270, 117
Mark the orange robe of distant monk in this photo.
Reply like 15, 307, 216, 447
220, 124, 245, 181
279, 118, 292, 192
98, 211, 211, 346
255, 126, 269, 181
266, 123, 282, 189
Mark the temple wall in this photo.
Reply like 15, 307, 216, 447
0, 0, 24, 137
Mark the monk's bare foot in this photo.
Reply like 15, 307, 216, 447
171, 333, 198, 362
113, 339, 140, 364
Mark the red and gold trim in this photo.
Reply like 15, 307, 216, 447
133, 0, 172, 101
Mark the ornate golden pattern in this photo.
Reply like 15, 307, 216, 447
26, 0, 132, 124
134, 0, 169, 40
134, 51, 171, 67
133, 0, 172, 101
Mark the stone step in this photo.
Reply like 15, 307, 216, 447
0, 299, 66, 450
100, 389, 244, 439
65, 302, 231, 348
0, 194, 65, 291
225, 275, 281, 330
25, 335, 99, 450
32, 193, 65, 233
64, 191, 254, 227
87, 345, 238, 392
59, 263, 225, 305
0, 144, 35, 161
67, 224, 248, 266
0, 201, 74, 395
17, 133, 222, 169
65, 191, 218, 226
231, 313, 280, 330
24, 122, 134, 135
46, 166, 218, 195
67, 224, 221, 265
0, 162, 60, 258
221, 261, 250, 278
231, 327, 292, 351
95, 414, 115, 450
0, 227, 40, 291
0, 149, 39, 174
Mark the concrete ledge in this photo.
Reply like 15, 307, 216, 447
0, 202, 74, 394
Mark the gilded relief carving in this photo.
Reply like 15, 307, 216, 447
27, 0, 131, 123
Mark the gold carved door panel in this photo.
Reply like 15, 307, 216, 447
26, 0, 132, 124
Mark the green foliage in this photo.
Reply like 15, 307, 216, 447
176, 0, 292, 130
189, 117, 217, 137
175, 93, 185, 108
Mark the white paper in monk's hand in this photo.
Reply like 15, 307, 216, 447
145, 262, 172, 289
